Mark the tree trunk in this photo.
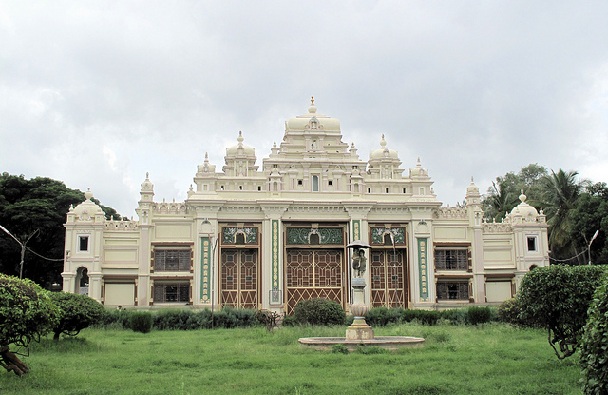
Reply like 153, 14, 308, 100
0, 345, 29, 376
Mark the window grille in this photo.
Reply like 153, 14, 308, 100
434, 249, 468, 270
154, 249, 191, 271
436, 282, 469, 300
154, 283, 189, 303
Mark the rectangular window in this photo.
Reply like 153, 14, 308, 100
434, 249, 468, 270
154, 249, 191, 271
154, 283, 189, 303
78, 236, 89, 252
297, 179, 303, 186
437, 281, 469, 300
312, 175, 319, 191
527, 236, 537, 251
328, 180, 333, 186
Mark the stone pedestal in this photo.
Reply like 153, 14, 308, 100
346, 277, 374, 341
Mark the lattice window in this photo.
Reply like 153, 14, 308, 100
220, 249, 258, 309
154, 283, 189, 303
436, 281, 469, 300
154, 249, 191, 271
285, 249, 343, 314
434, 249, 468, 270
370, 249, 407, 308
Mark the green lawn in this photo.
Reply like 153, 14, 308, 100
0, 324, 581, 395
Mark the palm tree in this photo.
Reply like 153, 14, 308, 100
541, 169, 586, 261
484, 180, 518, 222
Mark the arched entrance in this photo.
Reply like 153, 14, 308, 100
75, 267, 89, 295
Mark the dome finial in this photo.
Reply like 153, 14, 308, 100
237, 130, 244, 146
308, 96, 317, 113
380, 134, 387, 149
520, 190, 527, 203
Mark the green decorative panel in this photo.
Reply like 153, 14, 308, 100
271, 220, 280, 304
352, 220, 361, 241
370, 227, 406, 245
222, 226, 258, 244
200, 237, 211, 303
418, 238, 429, 301
286, 227, 344, 245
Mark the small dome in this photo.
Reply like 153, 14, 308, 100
370, 134, 399, 160
510, 192, 539, 217
72, 188, 104, 218
226, 131, 255, 157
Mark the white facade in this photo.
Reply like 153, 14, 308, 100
63, 100, 549, 312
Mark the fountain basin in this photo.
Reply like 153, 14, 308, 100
298, 336, 425, 350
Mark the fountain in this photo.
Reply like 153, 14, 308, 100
298, 241, 425, 350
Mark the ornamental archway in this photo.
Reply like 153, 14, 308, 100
218, 224, 261, 310
369, 225, 409, 308
284, 224, 347, 314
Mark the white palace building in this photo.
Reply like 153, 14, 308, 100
62, 99, 549, 312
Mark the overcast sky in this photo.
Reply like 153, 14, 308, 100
1, 1, 607, 217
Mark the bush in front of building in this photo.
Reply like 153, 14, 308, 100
129, 311, 153, 333
365, 307, 405, 326
0, 274, 60, 375
580, 275, 608, 394
517, 264, 608, 359
153, 309, 204, 330
50, 292, 105, 342
465, 306, 495, 326
98, 308, 132, 329
293, 298, 346, 326
403, 309, 441, 326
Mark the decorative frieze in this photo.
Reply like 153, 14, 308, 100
287, 206, 346, 214
483, 223, 513, 233
286, 227, 344, 245
104, 220, 139, 230
152, 202, 189, 214
434, 206, 467, 219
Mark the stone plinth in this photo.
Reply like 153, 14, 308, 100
346, 321, 374, 340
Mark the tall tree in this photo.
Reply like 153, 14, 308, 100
569, 182, 608, 264
0, 173, 121, 287
483, 163, 547, 221
540, 169, 587, 261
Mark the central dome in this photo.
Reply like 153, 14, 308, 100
285, 97, 341, 132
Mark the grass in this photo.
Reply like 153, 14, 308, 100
0, 323, 581, 395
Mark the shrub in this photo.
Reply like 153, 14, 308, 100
403, 309, 441, 326
497, 298, 523, 325
517, 265, 607, 359
50, 292, 105, 341
98, 308, 132, 329
281, 314, 298, 327
580, 275, 608, 394
440, 309, 468, 325
154, 309, 195, 330
129, 311, 153, 333
466, 306, 493, 326
293, 298, 346, 326
0, 274, 60, 375
365, 307, 405, 326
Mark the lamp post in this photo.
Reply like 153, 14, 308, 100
588, 229, 599, 265
0, 225, 38, 279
